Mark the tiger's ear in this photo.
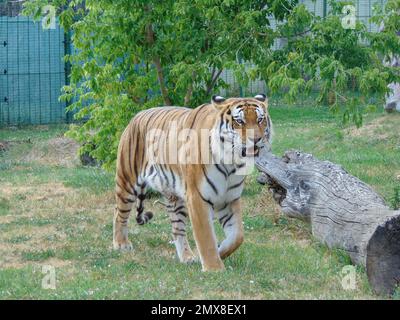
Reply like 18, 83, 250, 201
255, 94, 268, 111
211, 95, 226, 109
254, 94, 267, 102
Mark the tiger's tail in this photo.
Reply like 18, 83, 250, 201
133, 180, 153, 225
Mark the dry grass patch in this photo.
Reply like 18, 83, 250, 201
0, 182, 73, 200
23, 137, 80, 167
348, 114, 399, 139
0, 141, 10, 152
0, 224, 68, 268
252, 187, 282, 221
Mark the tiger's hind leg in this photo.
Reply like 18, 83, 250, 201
113, 180, 135, 251
166, 196, 196, 263
114, 175, 155, 250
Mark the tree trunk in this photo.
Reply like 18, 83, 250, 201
184, 72, 196, 106
255, 150, 400, 296
152, 55, 172, 106
145, 8, 171, 106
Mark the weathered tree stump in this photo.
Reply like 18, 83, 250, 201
255, 150, 400, 296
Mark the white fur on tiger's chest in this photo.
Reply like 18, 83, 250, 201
200, 164, 246, 212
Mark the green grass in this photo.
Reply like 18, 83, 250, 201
0, 124, 68, 142
0, 197, 10, 216
6, 235, 32, 244
0, 107, 399, 299
22, 250, 56, 262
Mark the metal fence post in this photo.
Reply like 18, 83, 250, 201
238, 56, 244, 97
64, 29, 72, 123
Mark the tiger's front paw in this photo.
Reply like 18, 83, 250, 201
201, 260, 225, 272
180, 251, 197, 264
113, 240, 133, 251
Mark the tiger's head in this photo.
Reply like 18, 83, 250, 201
211, 94, 272, 163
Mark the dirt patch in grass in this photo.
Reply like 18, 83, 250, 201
251, 187, 282, 221
0, 257, 27, 269
26, 183, 73, 202
348, 115, 398, 139
44, 257, 73, 268
0, 141, 10, 153
0, 255, 72, 269
23, 137, 80, 167
0, 215, 15, 225
0, 225, 62, 247
0, 224, 68, 268
0, 182, 73, 202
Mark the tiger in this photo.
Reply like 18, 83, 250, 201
113, 94, 273, 271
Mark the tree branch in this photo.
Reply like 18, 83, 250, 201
206, 68, 223, 96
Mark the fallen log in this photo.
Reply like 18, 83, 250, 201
255, 150, 400, 296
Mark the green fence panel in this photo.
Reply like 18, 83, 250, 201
0, 16, 67, 126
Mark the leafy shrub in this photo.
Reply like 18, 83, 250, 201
23, 0, 400, 169
390, 186, 400, 210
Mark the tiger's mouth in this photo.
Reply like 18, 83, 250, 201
241, 146, 259, 157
